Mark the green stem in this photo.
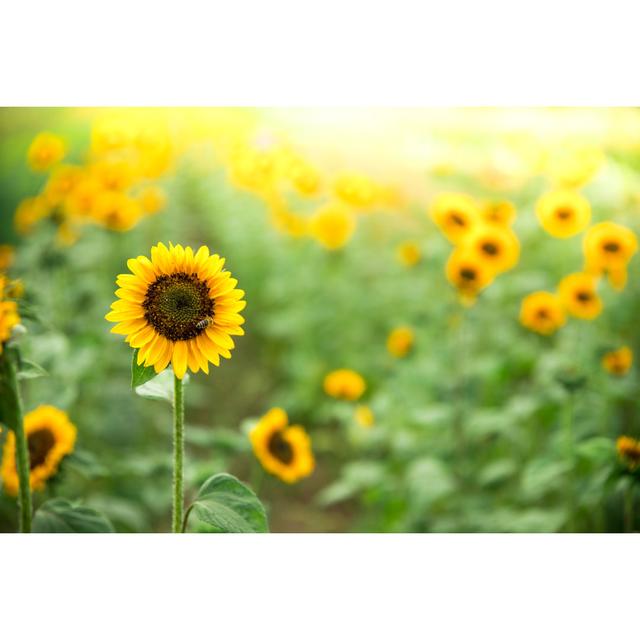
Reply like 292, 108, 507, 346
563, 394, 575, 532
172, 374, 185, 533
2, 350, 32, 532
624, 483, 634, 533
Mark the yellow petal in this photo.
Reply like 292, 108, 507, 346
172, 341, 188, 379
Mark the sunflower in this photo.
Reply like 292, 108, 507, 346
249, 408, 314, 483
481, 200, 516, 226
14, 196, 51, 235
0, 275, 20, 354
387, 326, 415, 358
93, 191, 143, 232
602, 346, 633, 376
462, 224, 520, 273
445, 249, 495, 299
44, 165, 84, 206
0, 245, 15, 271
519, 291, 566, 335
430, 193, 480, 244
138, 186, 167, 215
396, 241, 421, 267
105, 242, 246, 380
64, 176, 103, 220
324, 369, 366, 401
354, 404, 375, 428
616, 436, 640, 471
583, 222, 638, 276
1, 405, 76, 496
27, 132, 66, 172
309, 202, 356, 250
536, 189, 591, 238
333, 173, 378, 209
557, 272, 602, 320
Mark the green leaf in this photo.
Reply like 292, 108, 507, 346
131, 348, 158, 388
186, 473, 268, 533
135, 369, 189, 404
33, 498, 115, 533
17, 358, 48, 380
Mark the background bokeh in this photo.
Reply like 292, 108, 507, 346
1, 107, 640, 532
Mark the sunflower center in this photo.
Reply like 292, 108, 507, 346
267, 431, 294, 465
536, 308, 550, 320
28, 428, 56, 470
481, 241, 500, 256
576, 290, 592, 303
556, 208, 572, 220
143, 272, 214, 342
603, 241, 620, 253
450, 212, 466, 227
460, 268, 476, 281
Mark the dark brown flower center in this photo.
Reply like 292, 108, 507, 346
460, 268, 476, 281
481, 241, 500, 256
536, 308, 550, 320
556, 208, 572, 220
143, 272, 214, 342
450, 212, 466, 227
576, 290, 592, 303
603, 241, 620, 253
28, 428, 56, 470
267, 431, 294, 465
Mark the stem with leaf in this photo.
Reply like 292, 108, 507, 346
172, 373, 185, 533
563, 393, 575, 532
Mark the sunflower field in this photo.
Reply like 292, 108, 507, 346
1, 107, 640, 533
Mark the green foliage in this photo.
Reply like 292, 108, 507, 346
33, 499, 114, 533
185, 473, 268, 533
131, 349, 158, 389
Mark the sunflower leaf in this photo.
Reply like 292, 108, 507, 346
185, 473, 269, 533
131, 348, 158, 388
33, 498, 115, 533
135, 368, 189, 404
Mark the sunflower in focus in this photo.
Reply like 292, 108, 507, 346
519, 291, 566, 335
446, 249, 494, 300
250, 408, 314, 483
0, 275, 20, 354
27, 132, 66, 172
536, 189, 591, 238
310, 202, 356, 250
602, 346, 633, 376
324, 369, 366, 401
397, 241, 421, 267
583, 222, 638, 290
105, 242, 246, 380
481, 200, 516, 226
557, 272, 602, 320
387, 326, 415, 358
616, 436, 640, 471
1, 405, 76, 495
462, 224, 520, 274
430, 193, 479, 244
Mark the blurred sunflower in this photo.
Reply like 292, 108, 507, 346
0, 245, 15, 271
309, 202, 356, 250
354, 404, 375, 428
64, 176, 103, 220
520, 291, 566, 335
90, 158, 137, 192
536, 189, 591, 238
27, 132, 66, 172
138, 185, 167, 215
583, 222, 638, 290
250, 408, 314, 483
481, 200, 516, 226
286, 159, 320, 196
14, 196, 51, 235
334, 173, 378, 209
445, 249, 494, 299
387, 326, 415, 358
616, 436, 640, 471
105, 242, 245, 380
1, 405, 76, 496
396, 241, 422, 267
547, 144, 603, 188
324, 369, 366, 401
463, 224, 520, 273
44, 165, 84, 207
0, 275, 20, 354
602, 347, 633, 376
93, 191, 143, 232
431, 193, 479, 244
557, 272, 602, 320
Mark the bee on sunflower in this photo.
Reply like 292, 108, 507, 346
583, 222, 638, 291
106, 242, 245, 532
536, 189, 591, 238
519, 291, 566, 336
557, 272, 602, 320
1, 406, 77, 496
445, 248, 495, 302
602, 347, 633, 376
430, 193, 480, 244
250, 408, 314, 483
